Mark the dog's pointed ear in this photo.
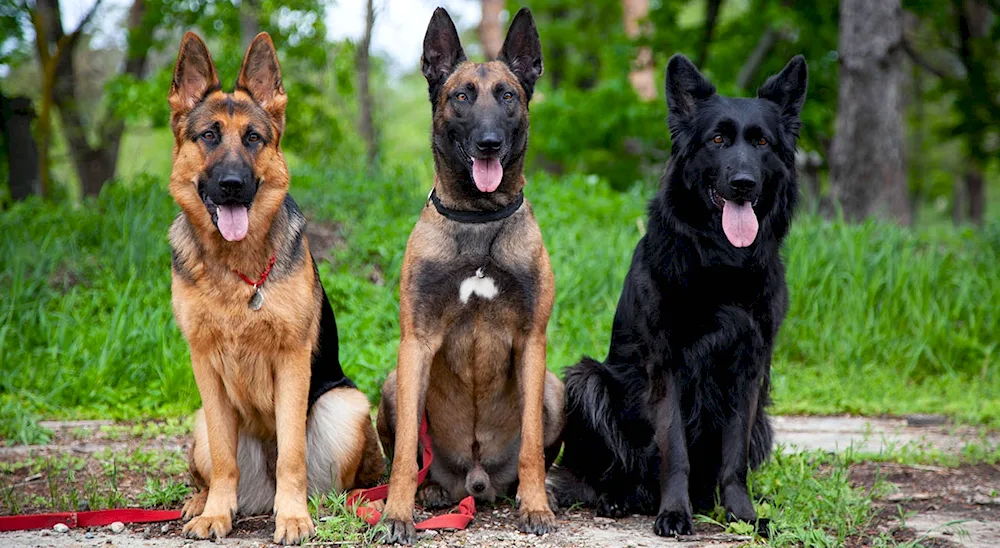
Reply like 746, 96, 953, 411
498, 8, 543, 101
758, 54, 808, 119
169, 32, 220, 116
236, 32, 287, 127
664, 54, 715, 123
422, 8, 466, 105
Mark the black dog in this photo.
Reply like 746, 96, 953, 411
548, 54, 807, 537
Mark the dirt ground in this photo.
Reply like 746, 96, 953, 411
1, 417, 998, 547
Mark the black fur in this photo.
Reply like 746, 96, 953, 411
550, 55, 807, 537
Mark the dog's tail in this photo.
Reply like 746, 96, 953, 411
563, 357, 635, 471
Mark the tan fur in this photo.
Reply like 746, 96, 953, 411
380, 54, 563, 540
169, 32, 381, 545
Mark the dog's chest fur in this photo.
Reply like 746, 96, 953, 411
406, 206, 544, 457
170, 212, 318, 436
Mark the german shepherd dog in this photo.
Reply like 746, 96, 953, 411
167, 33, 383, 544
376, 8, 564, 545
548, 55, 807, 536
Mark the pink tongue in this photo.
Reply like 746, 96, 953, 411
472, 158, 503, 193
217, 205, 249, 242
721, 200, 758, 248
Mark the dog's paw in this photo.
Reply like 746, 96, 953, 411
596, 493, 629, 518
182, 512, 232, 539
518, 508, 556, 535
416, 483, 453, 509
181, 491, 208, 521
652, 510, 693, 537
273, 512, 315, 545
380, 517, 416, 545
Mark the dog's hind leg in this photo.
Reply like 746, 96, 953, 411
307, 387, 385, 496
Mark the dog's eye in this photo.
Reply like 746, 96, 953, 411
201, 130, 216, 142
456, 93, 468, 102
712, 135, 723, 144
502, 91, 514, 101
247, 132, 261, 143
758, 137, 768, 146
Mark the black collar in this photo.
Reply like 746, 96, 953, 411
429, 189, 524, 224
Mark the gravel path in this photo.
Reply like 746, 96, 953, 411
2, 415, 996, 547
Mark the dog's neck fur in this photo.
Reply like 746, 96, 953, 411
172, 190, 301, 283
431, 148, 527, 213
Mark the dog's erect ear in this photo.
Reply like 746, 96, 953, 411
498, 8, 543, 101
237, 32, 287, 126
758, 54, 808, 119
422, 8, 466, 105
169, 32, 220, 116
664, 54, 715, 122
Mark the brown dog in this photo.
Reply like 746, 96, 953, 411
376, 8, 564, 545
167, 32, 383, 544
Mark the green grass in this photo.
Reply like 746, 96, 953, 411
2, 156, 1000, 433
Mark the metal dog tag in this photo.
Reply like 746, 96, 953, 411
249, 287, 264, 311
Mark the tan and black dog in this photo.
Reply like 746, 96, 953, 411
167, 32, 383, 544
376, 8, 564, 545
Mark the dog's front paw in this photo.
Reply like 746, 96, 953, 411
273, 512, 315, 545
518, 508, 556, 535
653, 509, 693, 537
183, 512, 233, 539
380, 517, 416, 545
181, 491, 208, 521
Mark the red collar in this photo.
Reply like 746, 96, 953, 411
233, 254, 276, 288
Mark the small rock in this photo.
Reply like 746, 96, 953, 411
143, 526, 151, 539
39, 530, 49, 537
160, 524, 170, 534
77, 501, 90, 511
85, 532, 95, 539
109, 521, 126, 533
973, 494, 998, 505
905, 414, 948, 427
53, 523, 70, 533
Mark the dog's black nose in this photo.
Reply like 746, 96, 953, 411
476, 133, 502, 155
218, 175, 243, 194
470, 481, 487, 495
730, 174, 757, 194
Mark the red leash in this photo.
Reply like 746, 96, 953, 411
0, 509, 181, 532
347, 417, 475, 530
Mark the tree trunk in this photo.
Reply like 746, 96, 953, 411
32, 0, 147, 197
829, 0, 911, 224
965, 165, 985, 224
357, 0, 377, 167
955, 0, 989, 224
480, 0, 504, 61
622, 0, 655, 100
696, 0, 724, 67
1, 95, 42, 201
240, 0, 261, 52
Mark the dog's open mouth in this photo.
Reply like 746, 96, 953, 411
711, 187, 759, 248
203, 195, 251, 242
458, 143, 504, 194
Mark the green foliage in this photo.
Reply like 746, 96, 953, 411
136, 477, 191, 508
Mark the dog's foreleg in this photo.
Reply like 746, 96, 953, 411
515, 329, 557, 534
382, 335, 437, 545
183, 351, 240, 540
272, 347, 315, 545
651, 374, 693, 537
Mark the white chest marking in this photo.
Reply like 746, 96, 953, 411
459, 273, 499, 304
